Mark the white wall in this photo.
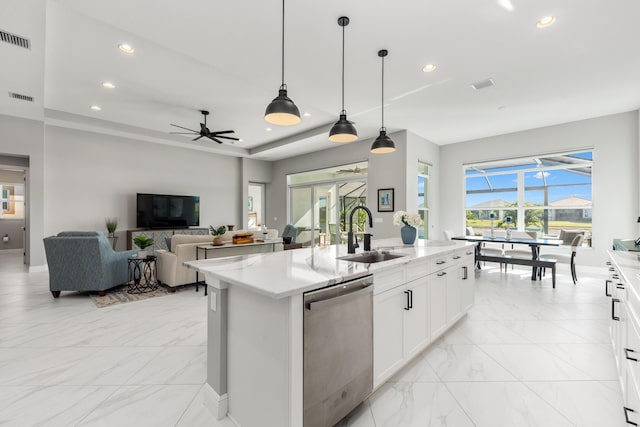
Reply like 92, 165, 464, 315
44, 126, 241, 250
440, 111, 639, 266
406, 131, 440, 240
268, 131, 408, 240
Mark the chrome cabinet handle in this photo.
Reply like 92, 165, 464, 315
452, 255, 461, 260
625, 348, 638, 362
605, 280, 612, 297
436, 260, 446, 265
404, 290, 411, 311
437, 272, 447, 277
462, 266, 468, 280
624, 407, 638, 426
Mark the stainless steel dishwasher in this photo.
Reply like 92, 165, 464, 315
303, 274, 373, 427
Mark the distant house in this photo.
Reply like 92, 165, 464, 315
549, 195, 592, 221
467, 199, 511, 219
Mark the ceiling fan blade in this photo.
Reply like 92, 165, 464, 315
170, 124, 198, 132
210, 130, 235, 135
213, 135, 240, 141
208, 136, 224, 144
169, 132, 197, 135
192, 136, 204, 141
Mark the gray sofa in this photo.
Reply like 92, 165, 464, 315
43, 231, 137, 298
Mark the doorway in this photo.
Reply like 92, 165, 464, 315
248, 182, 266, 229
0, 161, 28, 266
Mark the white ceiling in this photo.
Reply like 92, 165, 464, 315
2, 0, 640, 160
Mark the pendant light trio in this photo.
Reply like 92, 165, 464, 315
264, 0, 395, 154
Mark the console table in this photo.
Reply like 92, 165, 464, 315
126, 228, 208, 251
612, 238, 640, 251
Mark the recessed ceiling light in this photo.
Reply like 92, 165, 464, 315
102, 81, 115, 89
90, 105, 102, 111
536, 15, 556, 28
266, 127, 272, 132
118, 43, 134, 54
303, 112, 311, 117
422, 64, 437, 73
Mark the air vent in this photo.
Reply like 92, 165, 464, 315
0, 29, 30, 49
471, 78, 495, 90
8, 92, 34, 103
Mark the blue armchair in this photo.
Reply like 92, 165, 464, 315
43, 231, 137, 298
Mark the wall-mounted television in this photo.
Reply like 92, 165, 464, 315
136, 193, 200, 229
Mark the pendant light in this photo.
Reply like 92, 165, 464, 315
265, 0, 301, 126
329, 16, 358, 143
370, 49, 396, 154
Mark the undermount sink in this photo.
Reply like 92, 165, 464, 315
338, 251, 406, 264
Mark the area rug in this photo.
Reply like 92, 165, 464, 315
90, 283, 195, 308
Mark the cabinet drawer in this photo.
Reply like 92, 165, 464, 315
373, 266, 406, 295
449, 249, 473, 266
406, 258, 429, 281
430, 256, 448, 272
626, 315, 640, 394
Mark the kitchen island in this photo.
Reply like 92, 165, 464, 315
185, 238, 475, 427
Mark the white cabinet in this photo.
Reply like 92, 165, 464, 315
607, 252, 640, 425
374, 283, 406, 385
374, 246, 475, 388
403, 277, 429, 359
429, 271, 448, 339
373, 272, 429, 386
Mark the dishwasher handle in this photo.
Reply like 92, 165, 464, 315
306, 284, 372, 311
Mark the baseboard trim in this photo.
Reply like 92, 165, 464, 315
29, 264, 48, 273
198, 383, 229, 421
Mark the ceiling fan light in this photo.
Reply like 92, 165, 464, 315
329, 113, 358, 143
265, 88, 301, 126
370, 129, 396, 154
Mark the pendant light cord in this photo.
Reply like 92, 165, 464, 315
341, 22, 345, 113
281, 0, 285, 88
381, 54, 385, 129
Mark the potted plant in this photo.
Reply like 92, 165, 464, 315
209, 225, 227, 245
133, 235, 154, 258
105, 217, 119, 250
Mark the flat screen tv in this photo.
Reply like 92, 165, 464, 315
136, 193, 200, 229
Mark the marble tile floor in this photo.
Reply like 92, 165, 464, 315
0, 252, 625, 426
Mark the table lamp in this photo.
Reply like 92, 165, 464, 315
635, 217, 640, 246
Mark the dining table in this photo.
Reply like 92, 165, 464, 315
451, 235, 560, 281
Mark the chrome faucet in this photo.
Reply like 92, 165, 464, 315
348, 206, 373, 254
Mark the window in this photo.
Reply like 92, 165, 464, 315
464, 151, 592, 245
418, 161, 430, 239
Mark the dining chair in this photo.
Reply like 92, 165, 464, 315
443, 230, 454, 240
540, 234, 584, 284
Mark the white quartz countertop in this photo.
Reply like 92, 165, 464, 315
609, 250, 640, 287
185, 238, 474, 299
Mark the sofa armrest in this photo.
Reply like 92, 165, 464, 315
156, 250, 178, 286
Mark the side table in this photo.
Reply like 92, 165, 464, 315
127, 256, 158, 294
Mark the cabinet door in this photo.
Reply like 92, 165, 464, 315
429, 271, 448, 340
403, 277, 429, 359
374, 285, 405, 387
445, 267, 461, 325
460, 262, 475, 312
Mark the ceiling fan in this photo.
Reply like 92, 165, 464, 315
169, 110, 239, 144
337, 165, 367, 174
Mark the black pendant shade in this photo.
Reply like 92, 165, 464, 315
329, 16, 358, 143
329, 113, 358, 143
370, 129, 396, 154
265, 0, 301, 126
371, 49, 395, 154
265, 86, 301, 126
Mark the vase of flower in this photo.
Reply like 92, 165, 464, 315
393, 210, 422, 245
401, 225, 417, 245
